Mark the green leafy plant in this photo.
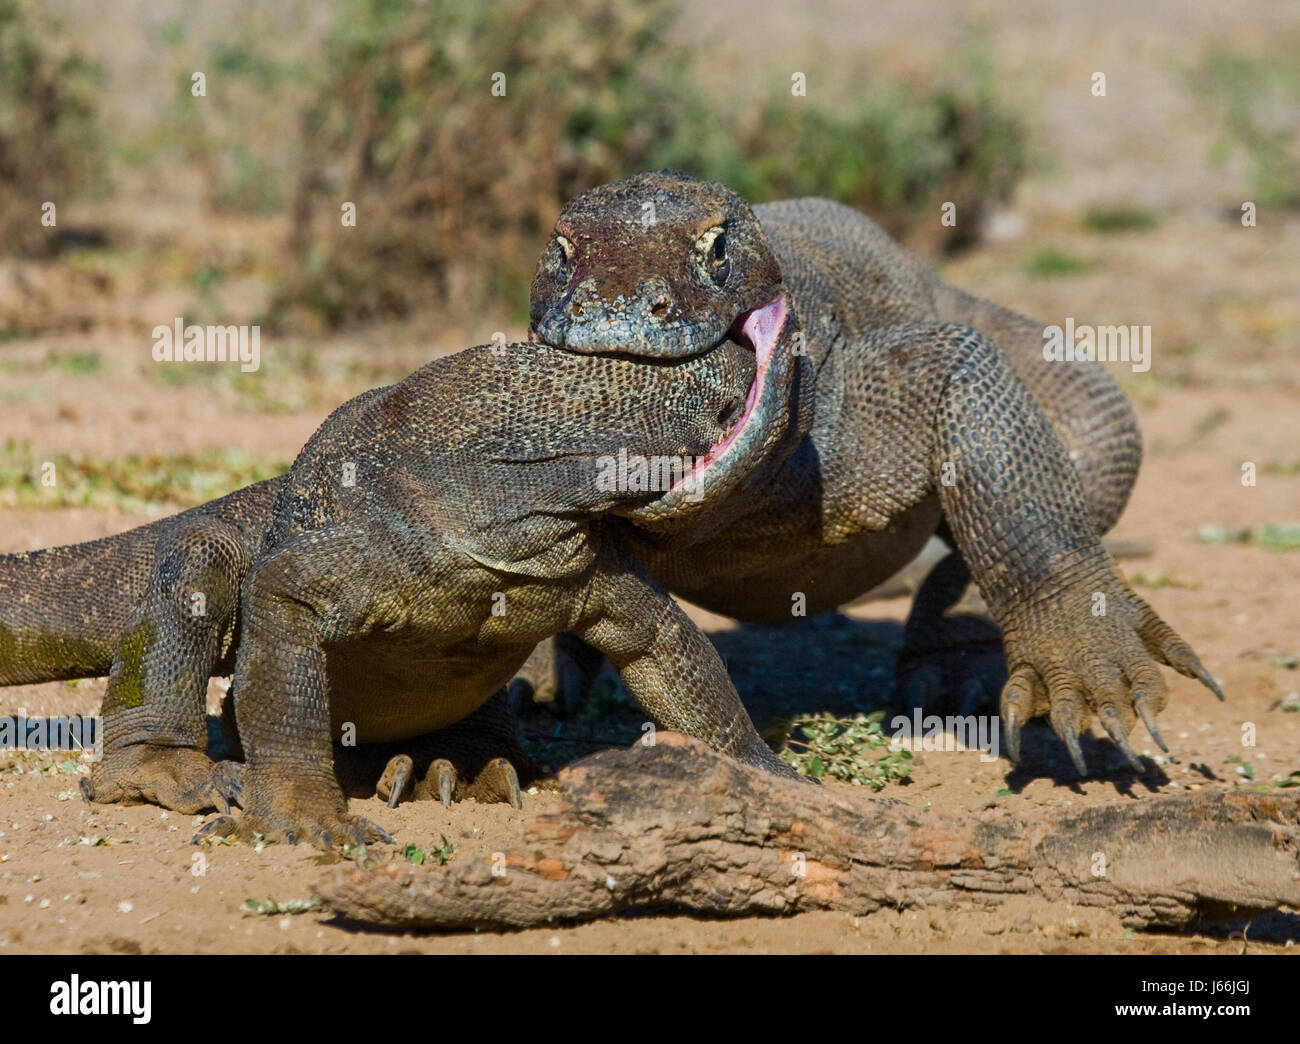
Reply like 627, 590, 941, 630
395, 836, 455, 866
768, 710, 913, 789
1224, 754, 1254, 781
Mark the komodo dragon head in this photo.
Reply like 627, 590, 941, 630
530, 170, 811, 527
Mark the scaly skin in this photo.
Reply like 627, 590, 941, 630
526, 171, 1223, 775
1, 337, 798, 844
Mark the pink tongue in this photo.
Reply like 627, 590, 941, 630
668, 294, 787, 496
740, 296, 788, 355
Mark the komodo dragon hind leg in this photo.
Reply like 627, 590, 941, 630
196, 525, 396, 847
83, 519, 252, 815
216, 689, 532, 811
893, 547, 1006, 718
364, 691, 535, 810
506, 632, 605, 717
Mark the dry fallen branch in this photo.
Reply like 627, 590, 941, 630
316, 733, 1300, 932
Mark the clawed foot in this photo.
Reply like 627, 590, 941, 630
1000, 589, 1221, 777
894, 613, 1007, 719
82, 744, 240, 814
193, 780, 393, 848
376, 754, 523, 809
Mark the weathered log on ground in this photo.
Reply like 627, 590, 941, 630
315, 733, 1300, 932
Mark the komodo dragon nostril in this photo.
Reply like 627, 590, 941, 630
650, 297, 670, 318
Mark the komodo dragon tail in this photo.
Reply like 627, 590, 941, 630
0, 479, 283, 685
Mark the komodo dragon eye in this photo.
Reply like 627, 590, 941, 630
550, 235, 575, 283
695, 226, 730, 286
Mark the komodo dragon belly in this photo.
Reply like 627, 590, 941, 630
641, 492, 942, 624
323, 632, 535, 743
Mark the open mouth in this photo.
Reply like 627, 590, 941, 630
668, 294, 788, 496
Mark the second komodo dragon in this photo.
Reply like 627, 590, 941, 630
0, 335, 798, 845
524, 170, 1222, 774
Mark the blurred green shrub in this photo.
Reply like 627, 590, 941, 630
1195, 47, 1300, 210
1082, 203, 1160, 233
271, 0, 1030, 328
668, 35, 1029, 251
0, 0, 105, 256
1, 0, 1032, 327
148, 5, 312, 216
273, 0, 695, 327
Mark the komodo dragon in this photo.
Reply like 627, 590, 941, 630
0, 335, 798, 844
521, 170, 1222, 774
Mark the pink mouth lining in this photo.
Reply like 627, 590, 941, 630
669, 294, 788, 496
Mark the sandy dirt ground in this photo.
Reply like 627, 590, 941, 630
1, 0, 1298, 953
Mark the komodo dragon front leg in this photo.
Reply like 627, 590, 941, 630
573, 557, 800, 778
855, 322, 1220, 772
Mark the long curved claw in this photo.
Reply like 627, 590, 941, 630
1099, 708, 1144, 773
1138, 608, 1224, 702
1161, 638, 1225, 701
191, 814, 239, 844
1001, 665, 1039, 765
1059, 721, 1088, 777
1133, 693, 1168, 752
471, 758, 523, 809
1182, 657, 1225, 703
212, 761, 245, 808
429, 759, 457, 808
208, 784, 230, 816
1004, 706, 1021, 764
354, 817, 394, 845
377, 754, 414, 809
1048, 682, 1089, 776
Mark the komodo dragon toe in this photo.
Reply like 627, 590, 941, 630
376, 754, 524, 809
83, 745, 233, 815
